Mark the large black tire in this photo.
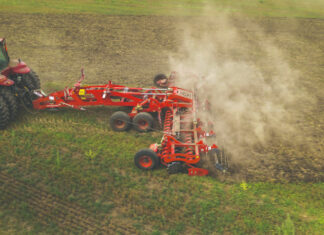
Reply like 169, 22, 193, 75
0, 88, 18, 120
0, 96, 10, 129
20, 90, 34, 110
29, 69, 41, 90
22, 73, 35, 90
109, 111, 131, 132
133, 112, 154, 132
134, 149, 160, 170
153, 74, 168, 88
23, 70, 40, 91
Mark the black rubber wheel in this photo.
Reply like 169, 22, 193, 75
109, 111, 131, 132
0, 88, 18, 120
134, 149, 160, 170
133, 112, 153, 132
29, 69, 41, 90
22, 73, 35, 90
19, 90, 34, 110
22, 70, 40, 90
0, 96, 10, 130
153, 74, 168, 88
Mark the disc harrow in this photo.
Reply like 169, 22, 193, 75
32, 70, 228, 176
134, 86, 228, 176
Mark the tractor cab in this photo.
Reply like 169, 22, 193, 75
0, 38, 9, 71
0, 38, 32, 77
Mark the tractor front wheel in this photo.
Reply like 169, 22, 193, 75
29, 69, 41, 90
133, 112, 153, 132
0, 96, 10, 129
23, 69, 41, 91
134, 149, 160, 170
0, 88, 18, 120
109, 111, 131, 132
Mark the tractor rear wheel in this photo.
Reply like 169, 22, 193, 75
109, 111, 131, 132
134, 149, 160, 170
0, 88, 18, 120
0, 96, 10, 129
133, 112, 153, 132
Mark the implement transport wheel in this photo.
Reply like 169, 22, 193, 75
109, 111, 131, 132
0, 96, 10, 129
0, 88, 18, 120
133, 112, 153, 132
134, 149, 160, 170
153, 74, 168, 88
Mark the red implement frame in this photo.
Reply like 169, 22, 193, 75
32, 71, 222, 176
149, 95, 218, 176
33, 71, 193, 119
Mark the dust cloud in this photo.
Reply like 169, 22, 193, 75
169, 13, 308, 162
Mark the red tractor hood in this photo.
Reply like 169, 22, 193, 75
1, 59, 30, 76
0, 74, 14, 86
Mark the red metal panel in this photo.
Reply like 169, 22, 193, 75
0, 75, 14, 86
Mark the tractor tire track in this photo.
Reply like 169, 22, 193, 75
0, 172, 136, 234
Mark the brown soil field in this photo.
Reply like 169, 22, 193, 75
1, 13, 323, 183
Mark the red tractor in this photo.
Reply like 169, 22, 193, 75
0, 38, 40, 129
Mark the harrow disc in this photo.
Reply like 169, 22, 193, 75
208, 148, 229, 173
167, 162, 187, 174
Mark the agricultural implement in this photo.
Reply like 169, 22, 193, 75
32, 70, 228, 176
0, 38, 40, 129
134, 92, 228, 176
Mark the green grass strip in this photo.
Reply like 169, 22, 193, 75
0, 0, 323, 18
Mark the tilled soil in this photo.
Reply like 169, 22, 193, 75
0, 13, 323, 183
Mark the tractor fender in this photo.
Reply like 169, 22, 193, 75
1, 59, 30, 76
0, 75, 14, 86
10, 59, 30, 74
